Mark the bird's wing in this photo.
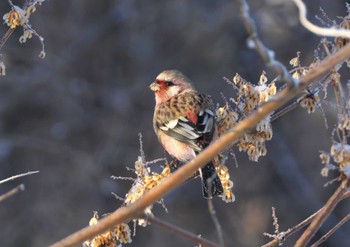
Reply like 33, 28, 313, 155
155, 92, 215, 152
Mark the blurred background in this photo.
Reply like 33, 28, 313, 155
1, 0, 350, 246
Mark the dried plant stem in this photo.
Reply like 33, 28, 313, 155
0, 28, 14, 51
236, 0, 294, 85
0, 184, 25, 202
342, 191, 350, 200
271, 102, 299, 122
0, 170, 39, 185
207, 199, 225, 247
50, 41, 350, 247
331, 73, 345, 118
311, 213, 350, 247
262, 210, 320, 247
295, 180, 348, 247
145, 215, 219, 247
263, 180, 349, 247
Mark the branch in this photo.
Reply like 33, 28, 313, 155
263, 181, 350, 247
145, 215, 219, 247
236, 0, 295, 86
207, 198, 224, 247
342, 190, 350, 200
0, 170, 39, 185
293, 0, 350, 38
0, 28, 15, 51
311, 213, 350, 247
49, 40, 350, 247
0, 184, 25, 202
262, 209, 319, 247
295, 179, 348, 247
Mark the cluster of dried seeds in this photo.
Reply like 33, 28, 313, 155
217, 72, 276, 161
84, 212, 132, 247
1, 0, 46, 66
216, 165, 235, 202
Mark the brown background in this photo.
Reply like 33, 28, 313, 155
1, 1, 349, 246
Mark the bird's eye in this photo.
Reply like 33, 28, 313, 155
165, 81, 174, 86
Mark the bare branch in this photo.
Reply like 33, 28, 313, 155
0, 184, 25, 202
0, 170, 39, 185
342, 190, 350, 200
293, 0, 350, 38
207, 198, 225, 247
295, 180, 348, 247
236, 0, 295, 86
262, 207, 323, 246
145, 215, 219, 247
311, 213, 350, 247
263, 184, 350, 247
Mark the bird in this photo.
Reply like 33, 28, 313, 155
149, 69, 224, 198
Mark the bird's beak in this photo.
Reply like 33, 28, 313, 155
149, 81, 160, 92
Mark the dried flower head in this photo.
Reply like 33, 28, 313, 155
338, 115, 350, 131
216, 105, 239, 137
259, 71, 268, 85
114, 223, 132, 244
289, 55, 300, 67
297, 90, 320, 113
292, 71, 300, 80
325, 142, 350, 178
3, 5, 26, 29
2, 1, 46, 71
233, 73, 241, 85
223, 72, 276, 161
320, 152, 330, 165
19, 29, 33, 43
215, 165, 235, 203
122, 156, 171, 225
84, 212, 131, 247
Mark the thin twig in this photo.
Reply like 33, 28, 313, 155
295, 179, 348, 247
293, 0, 350, 38
342, 190, 350, 200
145, 215, 219, 247
311, 213, 350, 247
271, 102, 299, 122
49, 41, 350, 247
262, 210, 320, 247
0, 170, 39, 185
207, 198, 225, 247
262, 185, 350, 247
0, 184, 25, 202
0, 0, 30, 51
236, 0, 295, 86
0, 28, 15, 51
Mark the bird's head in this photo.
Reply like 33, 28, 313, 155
150, 70, 194, 104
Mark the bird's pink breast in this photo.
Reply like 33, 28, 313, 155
159, 133, 196, 162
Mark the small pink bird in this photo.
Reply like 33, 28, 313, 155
150, 70, 223, 198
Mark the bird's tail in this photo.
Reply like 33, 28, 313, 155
200, 161, 224, 198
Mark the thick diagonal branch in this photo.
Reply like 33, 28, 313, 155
295, 180, 348, 247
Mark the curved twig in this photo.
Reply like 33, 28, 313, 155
293, 0, 350, 38
0, 170, 39, 185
